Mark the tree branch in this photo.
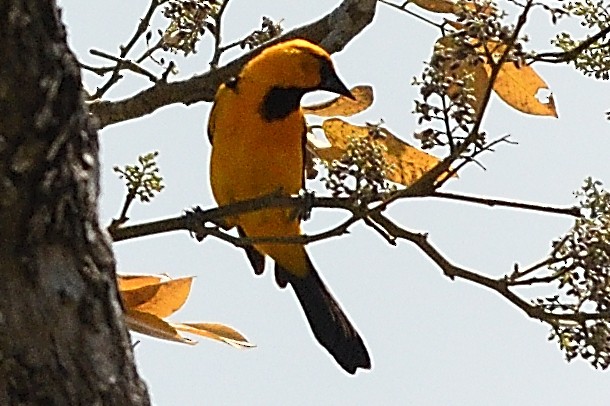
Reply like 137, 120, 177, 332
533, 25, 610, 64
108, 186, 607, 330
199, 215, 360, 248
89, 0, 377, 128
430, 191, 581, 217
108, 193, 358, 242
369, 212, 610, 326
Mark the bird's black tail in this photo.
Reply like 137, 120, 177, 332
276, 258, 371, 374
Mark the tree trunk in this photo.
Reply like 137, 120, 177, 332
0, 2, 150, 404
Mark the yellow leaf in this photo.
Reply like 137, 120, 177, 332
117, 273, 164, 291
488, 61, 558, 117
319, 118, 450, 186
435, 37, 558, 117
412, 0, 495, 15
302, 86, 373, 117
125, 309, 195, 345
481, 42, 557, 117
411, 0, 456, 13
118, 274, 254, 350
174, 323, 256, 349
120, 276, 193, 318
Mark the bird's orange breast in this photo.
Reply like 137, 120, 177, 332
209, 85, 309, 275
209, 88, 304, 207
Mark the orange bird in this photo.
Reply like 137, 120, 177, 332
208, 39, 370, 373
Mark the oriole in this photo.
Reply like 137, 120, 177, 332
208, 39, 371, 373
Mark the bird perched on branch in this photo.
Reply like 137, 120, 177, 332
208, 39, 371, 374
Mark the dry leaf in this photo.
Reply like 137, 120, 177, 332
118, 273, 255, 348
117, 273, 164, 291
302, 85, 373, 117
411, 0, 456, 13
174, 323, 255, 348
483, 42, 557, 117
120, 276, 193, 319
125, 309, 195, 345
488, 61, 558, 117
435, 37, 558, 117
412, 0, 495, 15
318, 118, 450, 186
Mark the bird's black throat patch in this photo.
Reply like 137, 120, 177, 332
260, 87, 307, 121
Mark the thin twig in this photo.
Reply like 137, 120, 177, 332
90, 49, 158, 82
79, 62, 114, 76
507, 255, 574, 286
363, 216, 397, 245
91, 0, 162, 99
136, 40, 164, 64
508, 257, 556, 281
434, 135, 516, 189
122, 0, 164, 57
441, 95, 455, 154
161, 61, 176, 82
108, 191, 137, 235
234, 216, 358, 246
430, 191, 581, 217
209, 0, 231, 68
215, 40, 243, 57
379, 0, 445, 28
509, 270, 567, 286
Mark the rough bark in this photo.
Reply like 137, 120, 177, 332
0, 2, 150, 405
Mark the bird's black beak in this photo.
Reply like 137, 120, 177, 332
319, 61, 355, 100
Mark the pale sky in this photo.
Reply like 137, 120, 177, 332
58, 1, 610, 404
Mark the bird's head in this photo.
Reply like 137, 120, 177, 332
241, 39, 354, 99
